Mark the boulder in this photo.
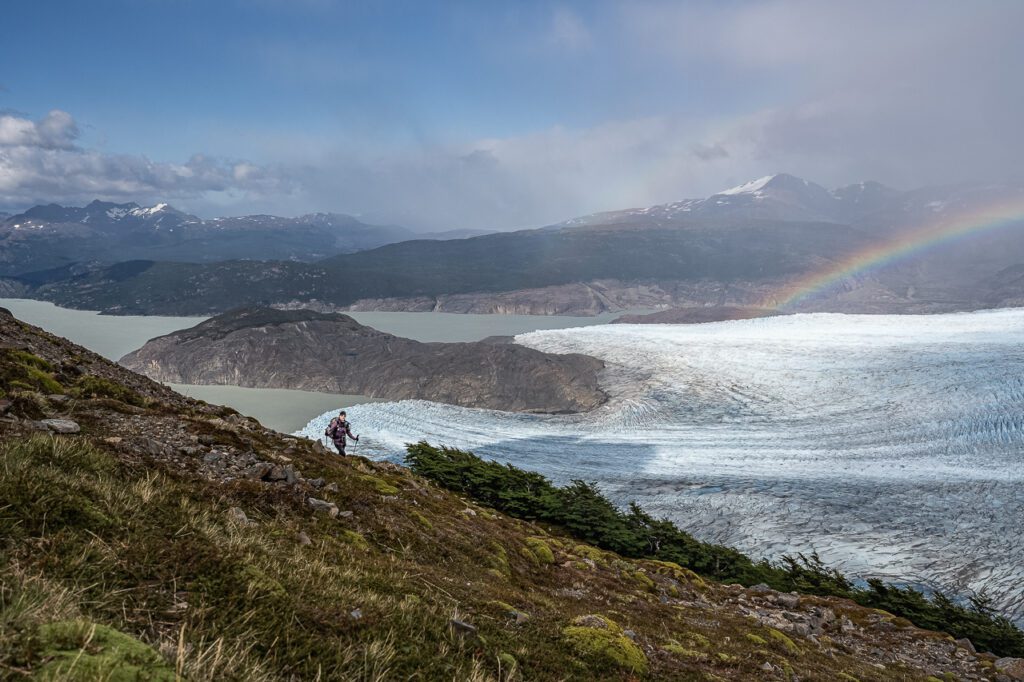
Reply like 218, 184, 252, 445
956, 638, 976, 654
143, 440, 174, 457
226, 507, 251, 526
244, 463, 273, 480
996, 658, 1024, 680
41, 418, 80, 434
308, 497, 339, 517
776, 593, 800, 609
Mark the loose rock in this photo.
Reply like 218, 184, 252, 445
308, 497, 339, 517
41, 418, 80, 434
449, 619, 478, 637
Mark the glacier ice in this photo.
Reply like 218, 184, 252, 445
298, 309, 1024, 622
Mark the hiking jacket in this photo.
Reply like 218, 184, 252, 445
326, 417, 357, 445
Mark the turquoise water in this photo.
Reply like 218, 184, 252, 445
0, 297, 630, 432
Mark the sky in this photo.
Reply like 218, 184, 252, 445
1, 0, 1022, 231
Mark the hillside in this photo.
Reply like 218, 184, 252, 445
22, 218, 865, 315
2, 307, 1024, 680
120, 307, 606, 413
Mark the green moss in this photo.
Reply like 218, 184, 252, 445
488, 600, 516, 615
745, 633, 768, 646
241, 564, 287, 598
488, 542, 511, 576
682, 631, 711, 649
573, 544, 605, 563
35, 620, 175, 681
767, 628, 800, 655
359, 475, 400, 495
630, 570, 656, 592
663, 643, 705, 659
526, 537, 555, 565
716, 652, 736, 663
73, 375, 145, 406
341, 530, 370, 550
497, 652, 517, 671
562, 624, 647, 673
411, 511, 433, 530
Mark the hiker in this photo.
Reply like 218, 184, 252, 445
325, 410, 359, 455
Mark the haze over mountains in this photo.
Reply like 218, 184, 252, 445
5, 174, 1024, 316
0, 200, 486, 276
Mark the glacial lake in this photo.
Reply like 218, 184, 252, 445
0, 298, 635, 432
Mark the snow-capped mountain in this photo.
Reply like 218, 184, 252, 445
552, 173, 1022, 233
0, 201, 423, 276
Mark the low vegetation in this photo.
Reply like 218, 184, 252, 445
405, 441, 1024, 658
0, 311, 1017, 680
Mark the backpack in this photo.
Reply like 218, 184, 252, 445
325, 419, 340, 439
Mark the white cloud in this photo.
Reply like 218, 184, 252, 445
0, 111, 292, 209
0, 110, 78, 150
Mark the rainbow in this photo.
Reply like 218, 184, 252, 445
766, 195, 1024, 311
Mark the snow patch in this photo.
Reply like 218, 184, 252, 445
130, 202, 168, 217
716, 174, 777, 196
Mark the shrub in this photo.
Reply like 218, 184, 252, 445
405, 441, 1024, 658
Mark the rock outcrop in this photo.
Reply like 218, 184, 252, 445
121, 308, 606, 413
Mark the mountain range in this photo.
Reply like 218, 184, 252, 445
5, 174, 1024, 315
0, 200, 486, 276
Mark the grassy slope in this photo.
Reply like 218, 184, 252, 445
0, 311, 1007, 681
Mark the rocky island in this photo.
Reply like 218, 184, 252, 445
120, 307, 606, 413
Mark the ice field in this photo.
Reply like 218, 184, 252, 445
300, 309, 1024, 621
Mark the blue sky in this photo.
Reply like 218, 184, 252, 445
2, 1, 1022, 230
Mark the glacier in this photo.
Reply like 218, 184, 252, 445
298, 309, 1024, 622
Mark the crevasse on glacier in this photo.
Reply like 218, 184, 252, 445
300, 310, 1024, 622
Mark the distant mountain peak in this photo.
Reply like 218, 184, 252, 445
716, 174, 780, 197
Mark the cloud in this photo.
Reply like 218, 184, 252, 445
3, 1, 1021, 230
0, 110, 292, 209
0, 110, 78, 150
617, 0, 1024, 189
691, 143, 729, 161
